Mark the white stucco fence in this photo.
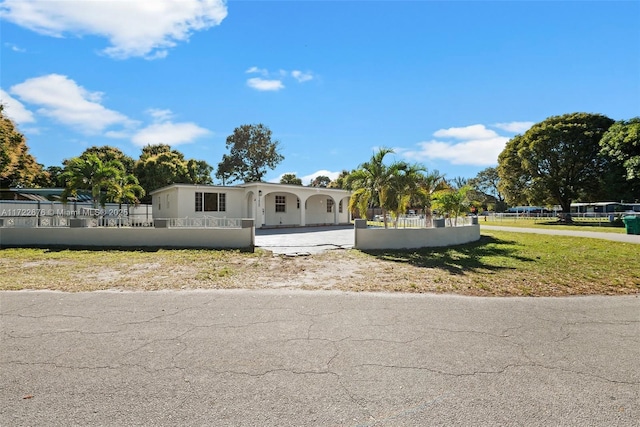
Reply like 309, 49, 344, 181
0, 223, 255, 250
354, 220, 481, 250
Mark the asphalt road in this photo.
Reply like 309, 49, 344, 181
2, 290, 638, 426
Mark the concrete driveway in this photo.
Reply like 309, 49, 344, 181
255, 225, 354, 255
1, 291, 638, 426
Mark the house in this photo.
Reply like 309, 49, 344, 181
150, 182, 352, 228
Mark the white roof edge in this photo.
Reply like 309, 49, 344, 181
150, 182, 351, 195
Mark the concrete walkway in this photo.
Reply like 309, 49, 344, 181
2, 291, 638, 426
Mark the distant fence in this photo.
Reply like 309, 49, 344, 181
0, 200, 153, 226
154, 217, 245, 229
0, 216, 153, 228
488, 212, 640, 221
369, 215, 477, 228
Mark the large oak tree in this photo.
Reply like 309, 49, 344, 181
216, 124, 283, 184
497, 113, 614, 213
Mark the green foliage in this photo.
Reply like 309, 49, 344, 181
134, 144, 212, 201
73, 146, 136, 175
411, 170, 447, 226
384, 162, 426, 226
216, 124, 284, 184
61, 154, 124, 207
470, 167, 503, 201
347, 148, 436, 228
106, 173, 145, 207
328, 170, 351, 189
186, 159, 214, 185
280, 173, 303, 185
432, 186, 471, 226
346, 147, 396, 225
497, 112, 615, 212
35, 166, 65, 188
600, 117, 640, 180
599, 117, 640, 200
0, 105, 43, 188
309, 175, 331, 187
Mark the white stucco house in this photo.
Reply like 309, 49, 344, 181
150, 182, 352, 228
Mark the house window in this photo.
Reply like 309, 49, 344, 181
339, 200, 343, 213
195, 192, 203, 212
195, 192, 226, 212
275, 195, 286, 212
327, 199, 334, 213
204, 193, 218, 211
166, 195, 170, 209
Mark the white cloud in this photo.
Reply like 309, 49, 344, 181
0, 0, 228, 59
0, 88, 36, 123
4, 42, 26, 52
291, 70, 313, 82
146, 108, 174, 123
8, 74, 210, 147
433, 124, 499, 140
400, 124, 510, 167
245, 66, 268, 76
9, 74, 134, 133
247, 77, 285, 92
493, 121, 535, 133
246, 67, 313, 91
131, 110, 210, 147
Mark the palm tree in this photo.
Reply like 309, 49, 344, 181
384, 162, 426, 228
432, 186, 472, 226
347, 147, 396, 227
414, 170, 447, 227
107, 173, 145, 209
61, 154, 124, 208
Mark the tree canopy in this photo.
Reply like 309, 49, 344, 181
134, 144, 212, 201
280, 173, 302, 185
347, 148, 424, 228
309, 175, 331, 188
73, 146, 136, 175
216, 124, 283, 184
468, 167, 506, 211
432, 186, 472, 226
599, 118, 640, 198
328, 170, 351, 189
497, 113, 615, 212
0, 105, 43, 188
61, 154, 125, 207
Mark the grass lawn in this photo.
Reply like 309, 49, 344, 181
482, 217, 627, 233
1, 230, 638, 296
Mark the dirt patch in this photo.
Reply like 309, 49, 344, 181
1, 242, 638, 296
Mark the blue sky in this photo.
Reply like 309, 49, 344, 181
1, 0, 639, 185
